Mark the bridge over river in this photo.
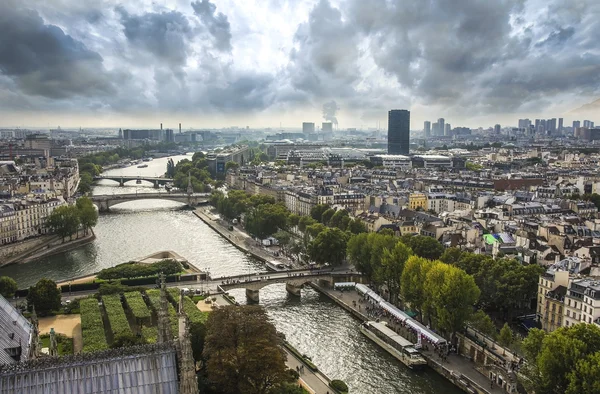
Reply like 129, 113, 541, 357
94, 175, 172, 187
90, 192, 209, 212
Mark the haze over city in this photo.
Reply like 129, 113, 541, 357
1, 0, 599, 129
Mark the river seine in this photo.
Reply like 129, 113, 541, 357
0, 155, 459, 394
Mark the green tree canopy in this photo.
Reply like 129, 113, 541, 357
347, 218, 367, 234
245, 203, 289, 239
400, 256, 436, 320
400, 235, 445, 260
468, 310, 497, 339
75, 197, 98, 235
320, 208, 336, 225
27, 278, 61, 316
522, 325, 600, 394
329, 210, 349, 228
0, 276, 17, 299
46, 205, 81, 241
203, 306, 294, 394
309, 227, 349, 266
376, 242, 413, 303
498, 323, 513, 347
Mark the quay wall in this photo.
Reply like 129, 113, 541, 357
0, 236, 56, 265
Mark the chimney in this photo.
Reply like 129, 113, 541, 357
179, 123, 181, 133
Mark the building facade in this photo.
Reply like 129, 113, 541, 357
388, 110, 410, 155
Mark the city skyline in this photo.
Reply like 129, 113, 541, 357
0, 0, 599, 129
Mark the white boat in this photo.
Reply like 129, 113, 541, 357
360, 321, 427, 370
265, 261, 286, 271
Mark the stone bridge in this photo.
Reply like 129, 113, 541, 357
90, 193, 209, 212
218, 271, 365, 302
94, 175, 172, 188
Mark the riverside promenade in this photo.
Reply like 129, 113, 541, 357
311, 283, 504, 394
193, 208, 299, 268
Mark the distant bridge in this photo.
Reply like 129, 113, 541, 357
90, 192, 209, 212
94, 175, 172, 188
218, 270, 365, 302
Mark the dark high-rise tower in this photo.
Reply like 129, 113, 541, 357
388, 109, 410, 155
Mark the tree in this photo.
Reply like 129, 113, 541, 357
76, 197, 98, 235
329, 210, 349, 229
310, 204, 329, 221
273, 231, 292, 256
192, 151, 205, 161
522, 324, 600, 394
309, 228, 349, 266
400, 256, 435, 319
433, 264, 480, 338
203, 306, 294, 394
111, 332, 146, 348
245, 203, 289, 239
468, 310, 496, 339
347, 233, 397, 283
78, 172, 94, 194
400, 235, 445, 260
347, 218, 367, 234
498, 323, 513, 347
46, 205, 81, 241
376, 242, 413, 303
0, 276, 17, 298
27, 278, 61, 316
320, 208, 336, 225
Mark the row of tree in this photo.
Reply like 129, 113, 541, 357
46, 197, 99, 241
168, 152, 214, 192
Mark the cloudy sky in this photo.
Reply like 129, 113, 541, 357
0, 0, 599, 130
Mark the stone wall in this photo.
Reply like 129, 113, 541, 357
0, 236, 55, 265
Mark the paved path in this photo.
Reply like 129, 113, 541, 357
38, 315, 83, 353
283, 348, 333, 394
314, 286, 504, 394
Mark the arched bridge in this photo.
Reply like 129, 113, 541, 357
218, 270, 365, 302
94, 175, 172, 188
90, 192, 209, 212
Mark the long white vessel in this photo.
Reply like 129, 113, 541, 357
360, 321, 427, 370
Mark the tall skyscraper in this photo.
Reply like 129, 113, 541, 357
322, 122, 333, 133
432, 123, 439, 136
437, 118, 445, 136
424, 121, 431, 137
518, 119, 531, 130
445, 123, 451, 136
546, 118, 557, 134
302, 122, 315, 134
558, 118, 563, 133
573, 120, 581, 130
494, 124, 501, 134
388, 110, 410, 155
583, 120, 592, 128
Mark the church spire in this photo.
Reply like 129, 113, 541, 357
157, 273, 172, 343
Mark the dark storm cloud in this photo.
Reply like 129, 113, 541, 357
191, 0, 232, 52
117, 7, 193, 67
0, 2, 114, 99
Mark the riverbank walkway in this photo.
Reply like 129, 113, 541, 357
283, 348, 333, 394
314, 285, 504, 394
193, 208, 300, 269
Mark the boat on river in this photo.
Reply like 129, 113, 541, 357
137, 164, 148, 168
265, 261, 286, 271
360, 321, 427, 370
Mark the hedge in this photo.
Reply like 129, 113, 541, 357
124, 292, 151, 321
120, 274, 179, 287
97, 260, 182, 280
102, 295, 133, 338
60, 282, 100, 293
80, 298, 108, 353
146, 289, 178, 336
141, 325, 158, 343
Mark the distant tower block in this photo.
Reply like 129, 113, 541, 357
179, 123, 182, 133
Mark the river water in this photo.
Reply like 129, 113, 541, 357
0, 155, 460, 394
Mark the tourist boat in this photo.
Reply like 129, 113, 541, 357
360, 321, 427, 370
265, 261, 286, 271
137, 164, 148, 168
142, 157, 153, 162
